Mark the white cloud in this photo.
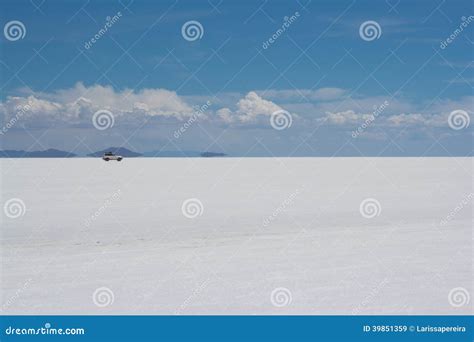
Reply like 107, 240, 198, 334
1, 84, 472, 133
319, 110, 459, 129
3, 82, 195, 124
325, 110, 360, 124
217, 91, 290, 124
387, 113, 426, 126
0, 86, 295, 130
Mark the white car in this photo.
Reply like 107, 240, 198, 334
102, 152, 123, 161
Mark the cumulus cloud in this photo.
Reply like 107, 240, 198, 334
216, 91, 292, 125
40, 83, 194, 117
318, 109, 462, 129
0, 83, 196, 128
325, 110, 360, 124
0, 85, 295, 129
0, 84, 472, 134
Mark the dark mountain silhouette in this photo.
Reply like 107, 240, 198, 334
0, 147, 226, 158
87, 147, 142, 157
0, 149, 77, 158
200, 152, 227, 157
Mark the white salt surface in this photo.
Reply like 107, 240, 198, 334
1, 158, 472, 314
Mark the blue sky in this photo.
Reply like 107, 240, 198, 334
0, 0, 472, 156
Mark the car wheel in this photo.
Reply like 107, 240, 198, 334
105, 158, 109, 161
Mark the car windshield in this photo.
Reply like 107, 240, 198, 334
104, 152, 114, 156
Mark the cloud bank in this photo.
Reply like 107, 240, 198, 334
0, 83, 472, 134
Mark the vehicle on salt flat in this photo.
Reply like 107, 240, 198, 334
102, 152, 123, 161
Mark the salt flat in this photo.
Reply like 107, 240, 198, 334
1, 157, 472, 315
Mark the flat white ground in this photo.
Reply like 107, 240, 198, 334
1, 158, 472, 314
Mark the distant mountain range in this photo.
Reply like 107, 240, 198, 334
200, 152, 227, 158
142, 150, 201, 157
0, 147, 227, 158
143, 150, 227, 158
0, 149, 77, 158
86, 147, 142, 157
